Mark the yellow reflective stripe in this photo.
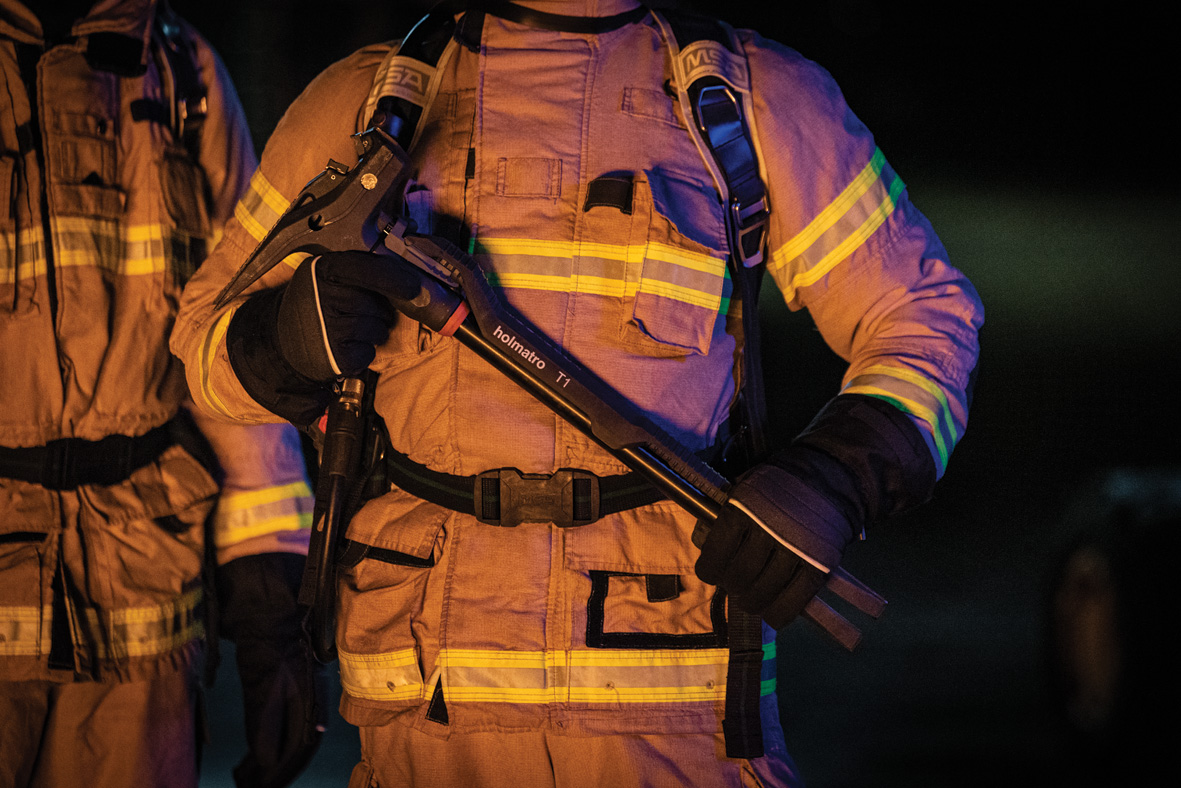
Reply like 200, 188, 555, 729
213, 481, 314, 548
217, 481, 313, 513
0, 605, 50, 657
489, 271, 632, 298
85, 587, 205, 660
0, 227, 45, 285
773, 148, 885, 264
338, 646, 731, 705
638, 277, 720, 310
441, 647, 729, 704
0, 595, 202, 661
474, 238, 726, 311
235, 169, 291, 242
477, 237, 720, 271
843, 363, 958, 472
3, 221, 204, 280
769, 148, 906, 299
52, 219, 161, 275
197, 307, 238, 419
338, 646, 425, 701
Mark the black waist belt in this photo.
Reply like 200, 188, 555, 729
0, 423, 175, 490
384, 448, 666, 528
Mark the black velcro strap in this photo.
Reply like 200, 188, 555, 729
384, 447, 664, 526
583, 175, 633, 214
646, 573, 682, 603
722, 607, 765, 758
130, 98, 171, 126
0, 423, 175, 490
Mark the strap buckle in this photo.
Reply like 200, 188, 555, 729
693, 83, 768, 266
728, 194, 767, 266
474, 468, 601, 528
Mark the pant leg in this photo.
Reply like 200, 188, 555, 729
355, 722, 802, 788
546, 730, 797, 788
357, 724, 558, 788
3, 669, 200, 788
0, 681, 51, 788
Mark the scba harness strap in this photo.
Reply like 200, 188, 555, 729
360, 2, 772, 758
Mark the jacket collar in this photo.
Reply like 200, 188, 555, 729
508, 1, 642, 15
1, 0, 159, 73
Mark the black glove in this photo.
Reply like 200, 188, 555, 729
696, 394, 937, 629
227, 250, 413, 425
217, 553, 329, 788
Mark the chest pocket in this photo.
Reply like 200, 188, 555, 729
50, 111, 125, 220
619, 168, 730, 358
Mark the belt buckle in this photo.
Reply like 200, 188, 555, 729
474, 468, 600, 528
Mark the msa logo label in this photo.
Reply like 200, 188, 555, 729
493, 325, 546, 371
384, 57, 434, 103
679, 41, 748, 92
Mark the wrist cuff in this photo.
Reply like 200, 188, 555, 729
227, 290, 332, 426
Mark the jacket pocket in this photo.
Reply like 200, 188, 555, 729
77, 445, 217, 600
620, 169, 730, 358
335, 491, 449, 705
51, 112, 126, 220
565, 502, 724, 648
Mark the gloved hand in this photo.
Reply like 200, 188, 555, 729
695, 451, 857, 629
226, 250, 412, 425
696, 393, 938, 629
217, 552, 329, 788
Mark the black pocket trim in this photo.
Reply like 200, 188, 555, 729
0, 531, 48, 545
425, 678, 449, 725
337, 538, 435, 568
586, 570, 727, 649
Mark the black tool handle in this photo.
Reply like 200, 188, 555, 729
299, 377, 367, 663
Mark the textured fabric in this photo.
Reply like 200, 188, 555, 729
0, 0, 311, 694
350, 717, 802, 788
171, 0, 982, 783
0, 669, 200, 788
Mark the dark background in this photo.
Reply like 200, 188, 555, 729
175, 2, 1179, 786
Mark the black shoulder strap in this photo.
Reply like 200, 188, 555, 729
363, 2, 484, 146
656, 7, 773, 761
151, 1, 208, 159
656, 7, 771, 468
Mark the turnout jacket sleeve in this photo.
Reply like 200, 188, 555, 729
740, 31, 983, 477
171, 45, 389, 425
183, 22, 316, 562
190, 22, 257, 245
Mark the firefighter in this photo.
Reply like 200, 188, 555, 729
0, 1, 325, 787
171, 1, 984, 785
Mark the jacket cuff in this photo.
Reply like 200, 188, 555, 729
774, 393, 938, 531
226, 289, 332, 426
